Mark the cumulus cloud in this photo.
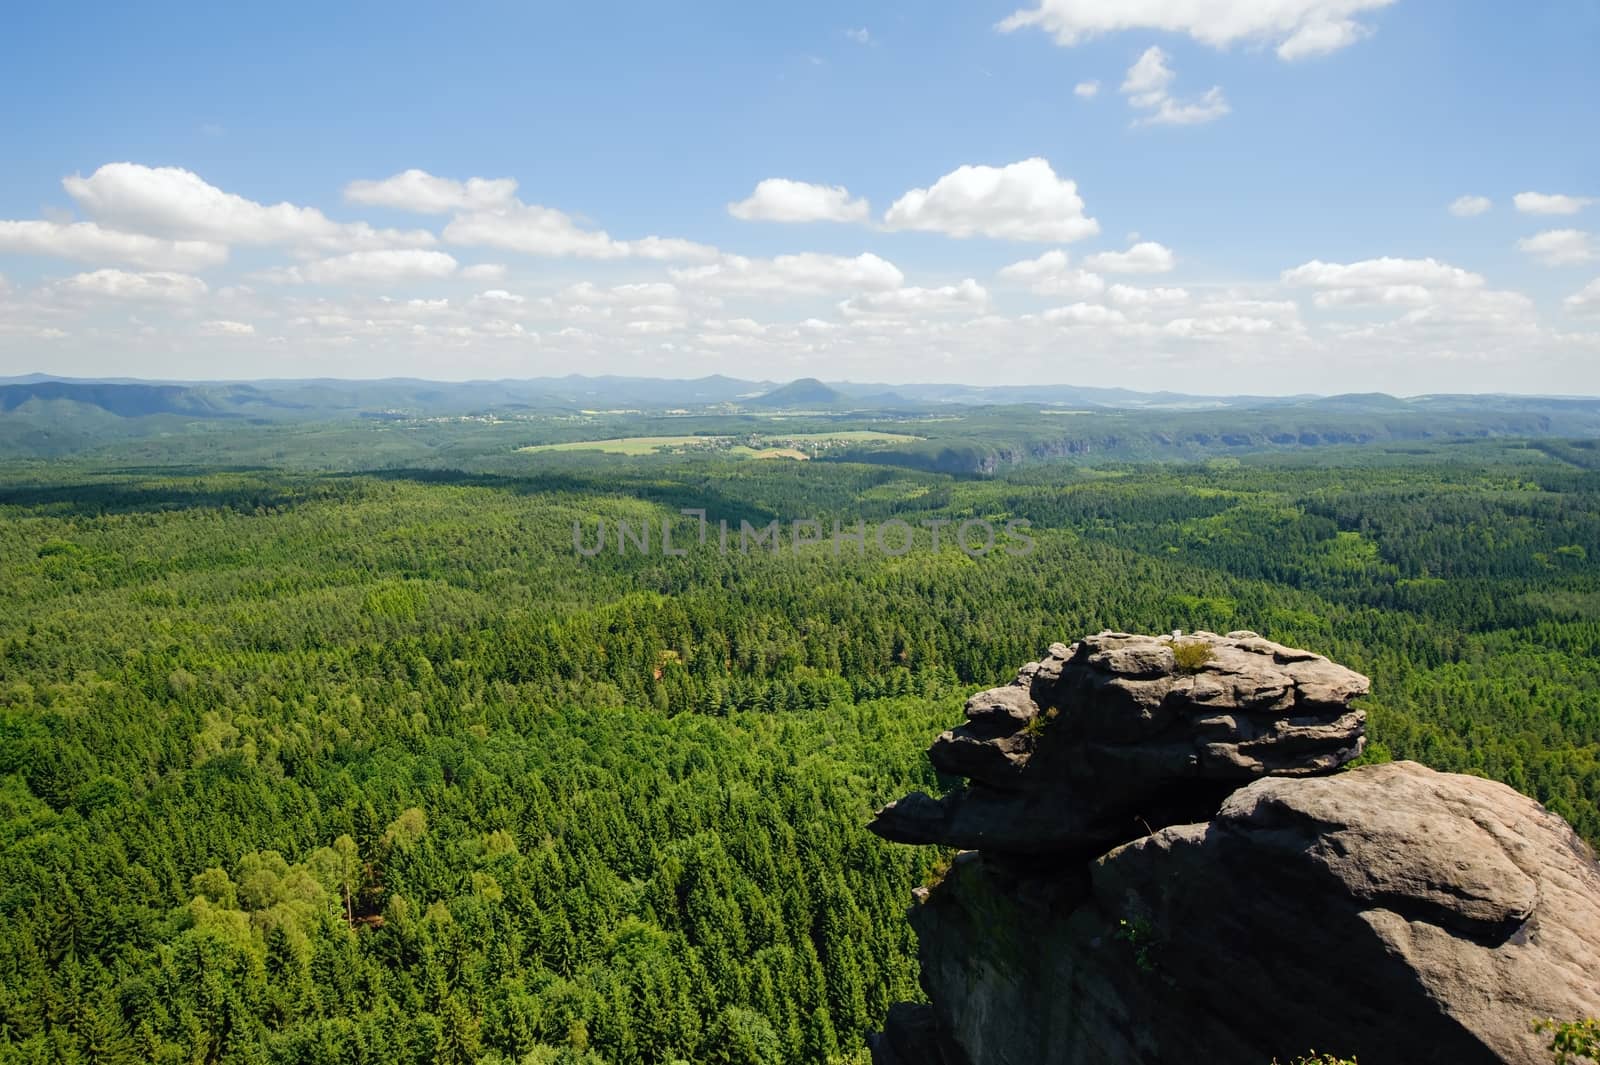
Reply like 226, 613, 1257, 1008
996, 0, 1396, 60
53, 268, 209, 303
263, 249, 461, 285
1084, 240, 1176, 273
997, 250, 1106, 298
444, 203, 623, 259
839, 279, 989, 317
199, 319, 256, 336
883, 158, 1099, 242
1043, 302, 1126, 325
0, 219, 228, 271
626, 236, 720, 262
998, 249, 1070, 282
1513, 192, 1594, 216
1565, 278, 1600, 315
461, 263, 507, 281
845, 27, 871, 43
1310, 284, 1433, 308
1518, 229, 1595, 266
728, 178, 870, 223
1282, 257, 1486, 290
344, 169, 519, 213
444, 203, 715, 261
1121, 47, 1229, 126
1107, 283, 1190, 306
1074, 80, 1101, 98
64, 163, 436, 251
1275, 18, 1371, 59
672, 252, 904, 294
1163, 314, 1279, 336
1448, 195, 1492, 218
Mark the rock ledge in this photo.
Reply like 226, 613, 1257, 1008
871, 632, 1600, 1065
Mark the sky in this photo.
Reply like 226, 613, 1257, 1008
1, 0, 1597, 395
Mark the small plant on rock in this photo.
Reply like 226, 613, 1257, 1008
1022, 706, 1060, 737
1535, 1018, 1600, 1064
1116, 915, 1160, 974
1172, 639, 1215, 672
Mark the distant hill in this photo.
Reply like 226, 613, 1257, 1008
748, 378, 847, 408
0, 381, 254, 418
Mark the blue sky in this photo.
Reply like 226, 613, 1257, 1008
2, 0, 1597, 393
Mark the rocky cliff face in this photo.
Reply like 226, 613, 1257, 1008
870, 631, 1600, 1065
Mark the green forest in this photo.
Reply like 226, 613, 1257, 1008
3, 432, 1599, 1064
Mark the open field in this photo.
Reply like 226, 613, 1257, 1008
516, 434, 726, 454
516, 429, 921, 458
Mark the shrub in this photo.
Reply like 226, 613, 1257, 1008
1172, 640, 1215, 672
1536, 1018, 1600, 1064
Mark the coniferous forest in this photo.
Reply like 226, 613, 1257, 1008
2, 421, 1599, 1064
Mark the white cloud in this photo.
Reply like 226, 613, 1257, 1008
555, 281, 685, 310
64, 163, 436, 251
672, 252, 903, 294
728, 178, 870, 223
1043, 302, 1126, 325
461, 263, 507, 281
54, 268, 208, 303
1084, 240, 1176, 273
344, 169, 519, 213
1513, 192, 1594, 216
264, 249, 461, 284
1565, 278, 1600, 315
626, 236, 720, 262
1074, 80, 1101, 98
883, 158, 1099, 242
998, 249, 1071, 282
1163, 314, 1279, 336
997, 250, 1106, 298
443, 203, 624, 259
1282, 257, 1486, 289
1275, 18, 1370, 59
1518, 229, 1595, 266
199, 319, 256, 336
443, 204, 715, 261
1107, 283, 1190, 306
1311, 284, 1433, 308
839, 280, 989, 317
1121, 48, 1229, 126
473, 289, 525, 305
846, 27, 871, 44
0, 219, 228, 271
996, 0, 1396, 60
1448, 195, 1492, 218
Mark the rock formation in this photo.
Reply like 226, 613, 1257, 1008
870, 630, 1600, 1065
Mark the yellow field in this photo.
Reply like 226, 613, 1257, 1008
516, 429, 919, 457
516, 435, 726, 454
765, 431, 921, 442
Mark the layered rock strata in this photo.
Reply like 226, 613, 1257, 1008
870, 631, 1600, 1065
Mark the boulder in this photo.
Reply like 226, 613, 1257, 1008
870, 630, 1369, 858
894, 763, 1600, 1065
870, 632, 1600, 1065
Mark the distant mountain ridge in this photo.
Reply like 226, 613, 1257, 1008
6, 373, 1599, 420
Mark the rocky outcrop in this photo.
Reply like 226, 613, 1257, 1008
871, 632, 1600, 1065
871, 630, 1369, 859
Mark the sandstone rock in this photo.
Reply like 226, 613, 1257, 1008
884, 762, 1600, 1065
870, 630, 1369, 858
871, 632, 1600, 1065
